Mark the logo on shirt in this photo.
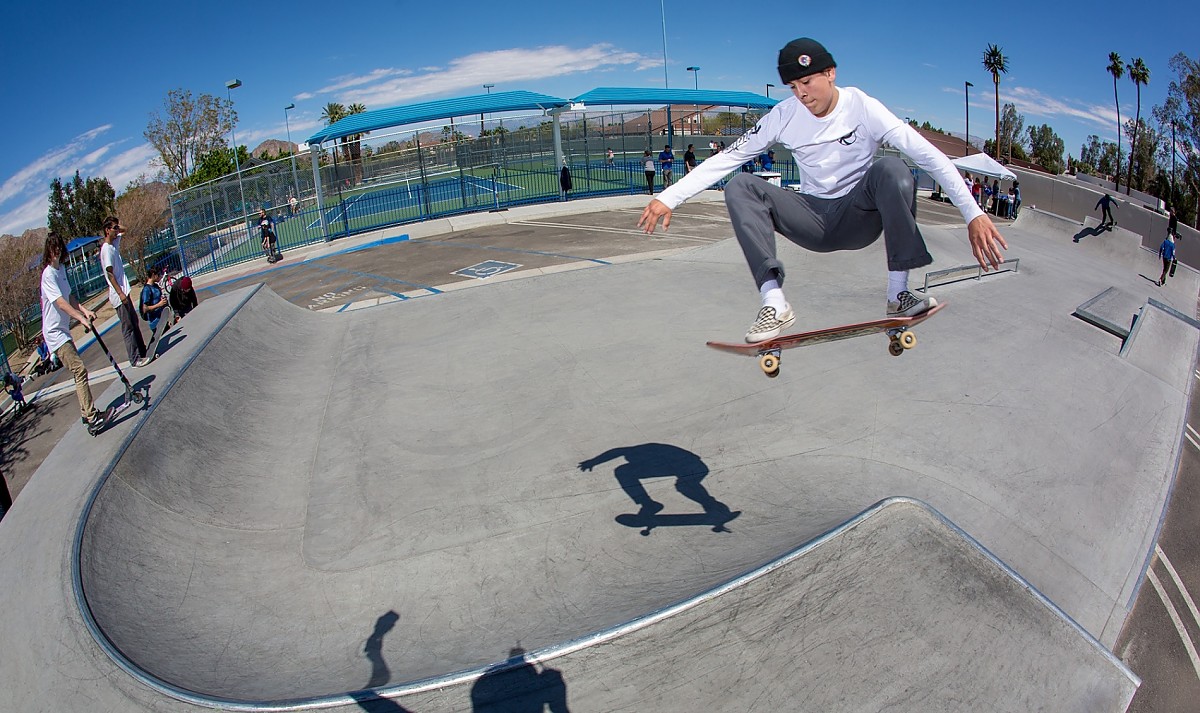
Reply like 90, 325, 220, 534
837, 127, 859, 146
798, 54, 811, 67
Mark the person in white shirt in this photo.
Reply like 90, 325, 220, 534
39, 232, 103, 429
99, 216, 148, 366
638, 37, 1008, 343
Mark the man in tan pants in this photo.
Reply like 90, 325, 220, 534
39, 232, 103, 429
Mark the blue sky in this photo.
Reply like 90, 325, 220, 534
0, 0, 1193, 235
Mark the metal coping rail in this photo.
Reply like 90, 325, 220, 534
923, 258, 1020, 292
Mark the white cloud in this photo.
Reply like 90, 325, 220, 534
295, 44, 655, 109
0, 137, 159, 235
0, 124, 113, 205
0, 194, 50, 237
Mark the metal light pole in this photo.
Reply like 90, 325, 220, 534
964, 81, 973, 156
481, 83, 494, 136
284, 103, 300, 202
766, 83, 775, 99
225, 79, 247, 220
687, 66, 700, 90
659, 0, 672, 142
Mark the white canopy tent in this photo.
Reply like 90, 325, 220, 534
951, 153, 1017, 180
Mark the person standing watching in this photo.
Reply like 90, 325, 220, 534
40, 232, 104, 429
99, 216, 147, 367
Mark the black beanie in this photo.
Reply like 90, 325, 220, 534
777, 37, 836, 84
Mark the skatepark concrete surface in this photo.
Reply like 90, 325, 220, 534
3, 192, 1199, 711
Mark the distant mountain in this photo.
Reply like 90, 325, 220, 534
1, 226, 48, 242
251, 139, 299, 159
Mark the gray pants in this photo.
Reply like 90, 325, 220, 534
117, 300, 147, 364
724, 156, 933, 288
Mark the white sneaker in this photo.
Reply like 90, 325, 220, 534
745, 305, 795, 343
887, 291, 937, 318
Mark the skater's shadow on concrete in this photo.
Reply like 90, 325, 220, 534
152, 330, 188, 359
1139, 273, 1161, 286
470, 647, 570, 712
349, 610, 414, 712
578, 443, 738, 534
1072, 225, 1107, 243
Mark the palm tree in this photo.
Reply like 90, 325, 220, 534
320, 102, 350, 165
346, 102, 368, 185
1125, 58, 1150, 194
1106, 53, 1124, 191
982, 44, 1009, 159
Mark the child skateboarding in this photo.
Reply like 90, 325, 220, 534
638, 37, 1007, 343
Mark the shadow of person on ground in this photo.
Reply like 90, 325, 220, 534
579, 443, 739, 535
470, 646, 570, 712
349, 609, 414, 712
1072, 225, 1106, 243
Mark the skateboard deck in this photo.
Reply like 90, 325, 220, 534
708, 302, 946, 377
143, 313, 172, 363
616, 509, 741, 536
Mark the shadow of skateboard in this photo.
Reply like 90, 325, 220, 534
615, 510, 741, 536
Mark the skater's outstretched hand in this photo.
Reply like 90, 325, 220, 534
638, 199, 672, 235
967, 214, 1008, 271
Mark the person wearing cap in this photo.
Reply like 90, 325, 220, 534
638, 37, 1007, 343
659, 145, 674, 188
169, 276, 199, 322
99, 216, 149, 366
39, 232, 104, 430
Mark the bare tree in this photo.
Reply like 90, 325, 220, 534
115, 176, 171, 283
144, 89, 236, 187
0, 229, 47, 352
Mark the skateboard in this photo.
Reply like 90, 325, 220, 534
616, 509, 741, 536
86, 318, 151, 436
142, 308, 174, 363
707, 302, 946, 378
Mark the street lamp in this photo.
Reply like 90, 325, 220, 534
766, 83, 775, 99
687, 66, 700, 91
481, 83, 494, 136
225, 79, 248, 222
284, 103, 300, 204
964, 81, 973, 157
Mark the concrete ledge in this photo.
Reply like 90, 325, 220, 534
1075, 287, 1144, 339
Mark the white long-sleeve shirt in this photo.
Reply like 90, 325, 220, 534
657, 87, 984, 226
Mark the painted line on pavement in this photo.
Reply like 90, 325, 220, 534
1157, 544, 1200, 635
1148, 564, 1200, 681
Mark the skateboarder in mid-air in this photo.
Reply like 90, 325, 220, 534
1096, 193, 1118, 228
638, 37, 1007, 343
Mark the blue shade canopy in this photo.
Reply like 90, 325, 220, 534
306, 91, 570, 144
66, 236, 101, 253
571, 87, 778, 110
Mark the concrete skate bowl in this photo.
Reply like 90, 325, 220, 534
70, 235, 1168, 710
77, 281, 877, 706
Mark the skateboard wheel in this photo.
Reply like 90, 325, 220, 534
759, 353, 780, 377
899, 330, 917, 349
888, 339, 905, 357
